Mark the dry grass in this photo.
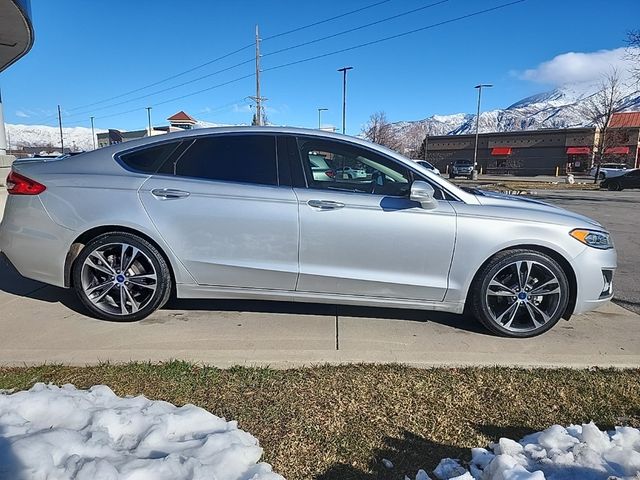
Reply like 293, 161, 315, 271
1, 363, 639, 479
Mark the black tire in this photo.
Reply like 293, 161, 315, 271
470, 249, 570, 338
72, 232, 172, 322
608, 181, 622, 191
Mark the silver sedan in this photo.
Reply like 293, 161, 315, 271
0, 127, 616, 337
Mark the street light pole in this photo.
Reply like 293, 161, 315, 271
473, 84, 492, 177
90, 116, 96, 150
317, 108, 328, 129
146, 107, 152, 137
338, 66, 353, 134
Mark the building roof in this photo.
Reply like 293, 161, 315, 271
610, 112, 640, 128
167, 111, 197, 123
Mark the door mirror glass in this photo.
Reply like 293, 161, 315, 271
410, 180, 437, 209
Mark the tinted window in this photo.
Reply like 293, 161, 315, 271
120, 141, 181, 173
172, 135, 277, 185
299, 139, 411, 197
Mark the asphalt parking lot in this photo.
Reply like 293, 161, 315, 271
532, 189, 640, 315
0, 187, 638, 368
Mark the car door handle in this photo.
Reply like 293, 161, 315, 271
151, 188, 190, 199
307, 199, 345, 210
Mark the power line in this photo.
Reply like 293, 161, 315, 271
63, 57, 255, 121
263, 1, 527, 74
262, 0, 449, 60
88, 0, 526, 123
64, 0, 395, 113
64, 0, 450, 121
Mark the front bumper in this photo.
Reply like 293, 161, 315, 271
571, 245, 617, 315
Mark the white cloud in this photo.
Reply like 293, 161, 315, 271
15, 110, 29, 118
519, 47, 637, 86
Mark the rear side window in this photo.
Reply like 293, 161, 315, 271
172, 135, 277, 186
119, 142, 181, 173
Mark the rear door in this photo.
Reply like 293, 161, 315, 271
137, 133, 299, 290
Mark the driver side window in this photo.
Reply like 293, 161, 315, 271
299, 139, 412, 197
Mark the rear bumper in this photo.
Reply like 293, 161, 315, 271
571, 246, 617, 315
0, 195, 74, 287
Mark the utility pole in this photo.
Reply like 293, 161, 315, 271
90, 116, 96, 150
473, 84, 492, 177
317, 108, 328, 129
57, 104, 64, 153
249, 24, 268, 126
338, 67, 353, 134
424, 134, 429, 161
146, 107, 152, 136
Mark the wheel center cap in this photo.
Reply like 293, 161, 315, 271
518, 292, 527, 300
116, 274, 125, 283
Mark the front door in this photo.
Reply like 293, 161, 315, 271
293, 138, 456, 302
138, 133, 299, 290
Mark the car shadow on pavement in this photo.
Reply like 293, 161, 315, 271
1, 254, 488, 335
164, 298, 489, 335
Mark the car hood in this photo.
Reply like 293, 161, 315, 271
472, 189, 603, 229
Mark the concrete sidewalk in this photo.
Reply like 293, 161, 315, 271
1, 256, 638, 368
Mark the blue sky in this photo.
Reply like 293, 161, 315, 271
1, 0, 637, 134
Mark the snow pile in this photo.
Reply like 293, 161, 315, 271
419, 422, 640, 480
0, 383, 283, 480
6, 124, 106, 151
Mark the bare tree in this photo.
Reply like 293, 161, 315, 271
362, 111, 401, 151
581, 69, 627, 183
626, 30, 640, 84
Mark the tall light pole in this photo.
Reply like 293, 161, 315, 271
146, 107, 152, 136
90, 116, 96, 150
338, 66, 353, 134
473, 84, 492, 176
317, 108, 328, 129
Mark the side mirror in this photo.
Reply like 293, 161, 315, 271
410, 180, 438, 209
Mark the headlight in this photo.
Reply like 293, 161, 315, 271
569, 229, 613, 250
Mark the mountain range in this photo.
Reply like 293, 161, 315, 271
5, 82, 640, 153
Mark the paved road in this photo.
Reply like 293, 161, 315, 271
532, 190, 640, 315
0, 187, 638, 368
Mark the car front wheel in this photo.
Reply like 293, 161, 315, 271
608, 181, 622, 191
471, 249, 569, 337
72, 232, 172, 321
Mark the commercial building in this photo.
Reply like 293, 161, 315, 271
96, 111, 198, 148
423, 112, 640, 175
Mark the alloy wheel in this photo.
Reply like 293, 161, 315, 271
485, 260, 563, 333
80, 243, 158, 316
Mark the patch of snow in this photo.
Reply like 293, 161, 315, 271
0, 383, 283, 480
6, 124, 106, 152
421, 422, 640, 480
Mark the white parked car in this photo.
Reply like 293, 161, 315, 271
416, 160, 441, 175
335, 166, 367, 179
589, 163, 628, 180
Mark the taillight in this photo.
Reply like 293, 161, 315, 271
325, 170, 335, 178
6, 171, 46, 195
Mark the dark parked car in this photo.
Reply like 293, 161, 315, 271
600, 169, 640, 191
449, 159, 474, 179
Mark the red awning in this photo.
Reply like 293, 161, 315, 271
566, 147, 591, 155
491, 147, 512, 156
605, 146, 630, 155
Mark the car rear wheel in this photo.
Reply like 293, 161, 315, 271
72, 232, 171, 322
607, 181, 622, 191
471, 249, 569, 338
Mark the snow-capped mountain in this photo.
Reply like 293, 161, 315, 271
5, 124, 105, 152
387, 81, 640, 152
